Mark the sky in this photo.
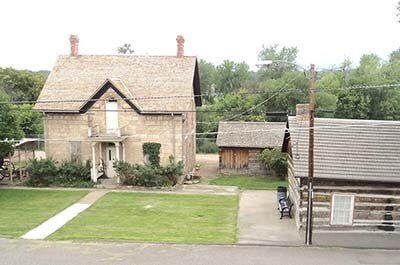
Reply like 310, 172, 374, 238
1, 0, 400, 71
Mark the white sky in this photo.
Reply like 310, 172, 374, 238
1, 0, 399, 71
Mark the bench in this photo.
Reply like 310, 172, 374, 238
278, 196, 293, 219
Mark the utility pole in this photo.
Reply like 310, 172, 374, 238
305, 64, 316, 245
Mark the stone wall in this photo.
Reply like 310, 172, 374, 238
43, 87, 196, 173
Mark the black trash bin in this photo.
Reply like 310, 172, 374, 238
277, 186, 287, 201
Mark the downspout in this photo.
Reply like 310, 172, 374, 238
171, 113, 176, 162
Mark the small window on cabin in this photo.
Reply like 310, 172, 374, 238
331, 194, 354, 225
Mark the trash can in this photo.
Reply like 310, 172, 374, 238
277, 186, 287, 201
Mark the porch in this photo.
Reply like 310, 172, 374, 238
90, 138, 128, 183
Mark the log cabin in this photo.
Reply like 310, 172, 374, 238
285, 104, 400, 232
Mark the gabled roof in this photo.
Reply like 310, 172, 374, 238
216, 121, 287, 148
287, 116, 400, 183
34, 55, 201, 113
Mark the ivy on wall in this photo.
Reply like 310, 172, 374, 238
143, 143, 161, 166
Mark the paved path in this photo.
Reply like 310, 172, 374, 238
238, 190, 302, 245
21, 190, 107, 240
1, 238, 400, 265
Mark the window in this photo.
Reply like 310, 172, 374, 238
70, 141, 82, 161
331, 194, 354, 225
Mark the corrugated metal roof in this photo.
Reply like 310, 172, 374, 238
288, 116, 400, 182
216, 121, 286, 148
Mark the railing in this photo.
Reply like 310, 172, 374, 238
88, 125, 129, 137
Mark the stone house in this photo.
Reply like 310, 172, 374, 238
34, 35, 201, 182
216, 121, 287, 176
285, 104, 400, 232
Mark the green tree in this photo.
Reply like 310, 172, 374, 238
17, 104, 43, 136
258, 44, 299, 79
214, 60, 250, 95
117, 43, 134, 54
0, 91, 23, 166
198, 59, 216, 103
0, 68, 47, 102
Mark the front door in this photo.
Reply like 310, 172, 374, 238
106, 144, 117, 178
106, 101, 119, 135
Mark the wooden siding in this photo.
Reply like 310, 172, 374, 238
220, 148, 249, 169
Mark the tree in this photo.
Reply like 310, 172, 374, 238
214, 60, 250, 95
198, 59, 216, 104
117, 43, 134, 54
17, 104, 43, 136
258, 44, 299, 79
0, 91, 23, 167
0, 68, 47, 102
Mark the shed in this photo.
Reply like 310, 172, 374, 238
216, 121, 287, 176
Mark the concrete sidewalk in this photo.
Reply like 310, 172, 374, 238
237, 190, 302, 245
21, 190, 108, 240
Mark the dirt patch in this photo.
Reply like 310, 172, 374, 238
195, 154, 219, 182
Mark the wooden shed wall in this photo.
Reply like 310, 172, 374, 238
219, 147, 274, 176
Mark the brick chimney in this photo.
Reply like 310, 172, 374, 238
296, 104, 310, 122
69, 35, 79, 56
176, 35, 185, 57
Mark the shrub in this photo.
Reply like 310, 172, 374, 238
26, 158, 58, 186
259, 148, 288, 180
58, 160, 91, 183
114, 159, 184, 187
161, 157, 184, 185
143, 143, 161, 166
26, 158, 94, 187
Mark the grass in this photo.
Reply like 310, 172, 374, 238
0, 189, 88, 237
209, 176, 287, 190
50, 192, 238, 244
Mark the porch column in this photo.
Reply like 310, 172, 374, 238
122, 142, 126, 161
114, 142, 121, 184
114, 142, 120, 161
91, 142, 97, 182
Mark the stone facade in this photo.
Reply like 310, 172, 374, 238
43, 87, 196, 174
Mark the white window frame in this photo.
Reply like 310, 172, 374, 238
330, 194, 355, 226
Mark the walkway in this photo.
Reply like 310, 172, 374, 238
238, 190, 302, 245
21, 190, 108, 240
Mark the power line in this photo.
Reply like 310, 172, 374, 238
2, 122, 399, 143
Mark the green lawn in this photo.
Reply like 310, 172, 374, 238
50, 192, 238, 244
209, 176, 287, 190
0, 189, 88, 237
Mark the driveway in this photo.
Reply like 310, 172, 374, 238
238, 190, 302, 245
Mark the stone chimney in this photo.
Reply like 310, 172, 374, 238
176, 35, 185, 57
69, 35, 79, 56
296, 104, 310, 122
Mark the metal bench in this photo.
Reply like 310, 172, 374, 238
278, 196, 293, 219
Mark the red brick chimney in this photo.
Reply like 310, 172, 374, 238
69, 35, 79, 56
176, 35, 185, 57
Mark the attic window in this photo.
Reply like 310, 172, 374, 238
108, 99, 117, 102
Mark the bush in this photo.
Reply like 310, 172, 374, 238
143, 143, 161, 166
26, 158, 58, 186
259, 148, 288, 180
58, 160, 91, 183
114, 159, 184, 187
26, 159, 94, 187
